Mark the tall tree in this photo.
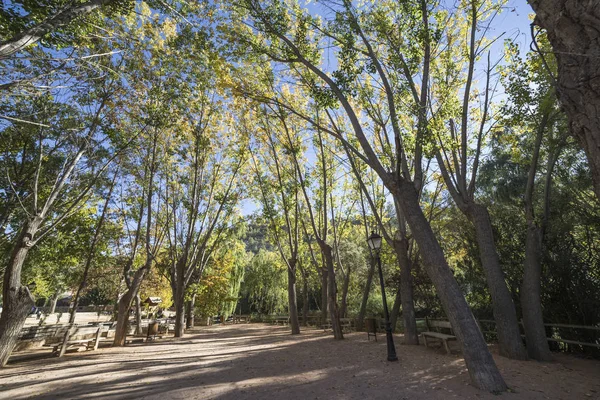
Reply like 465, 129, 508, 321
528, 0, 600, 202
231, 0, 506, 390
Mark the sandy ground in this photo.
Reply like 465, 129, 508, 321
0, 323, 599, 400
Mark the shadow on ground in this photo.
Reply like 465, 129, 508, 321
1, 324, 599, 400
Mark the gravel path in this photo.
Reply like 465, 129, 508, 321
1, 324, 598, 399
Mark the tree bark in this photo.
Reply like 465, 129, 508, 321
357, 257, 376, 331
320, 267, 328, 326
520, 109, 554, 361
393, 180, 507, 392
521, 225, 553, 361
392, 239, 419, 345
0, 219, 41, 366
287, 258, 300, 334
186, 294, 196, 329
528, 0, 600, 201
174, 282, 186, 338
390, 285, 401, 333
466, 203, 528, 360
321, 243, 343, 340
134, 294, 142, 335
113, 267, 147, 346
49, 292, 59, 314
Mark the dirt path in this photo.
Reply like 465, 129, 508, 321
0, 324, 598, 399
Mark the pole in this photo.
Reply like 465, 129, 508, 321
376, 252, 398, 362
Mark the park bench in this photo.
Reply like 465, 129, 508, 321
274, 316, 289, 325
421, 319, 456, 354
44, 325, 102, 356
15, 325, 70, 352
233, 315, 251, 324
322, 318, 353, 333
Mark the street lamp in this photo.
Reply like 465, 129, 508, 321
367, 231, 398, 362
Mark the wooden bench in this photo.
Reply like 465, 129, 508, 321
421, 320, 456, 354
44, 326, 102, 356
233, 315, 251, 324
274, 317, 289, 326
15, 325, 70, 352
322, 318, 353, 333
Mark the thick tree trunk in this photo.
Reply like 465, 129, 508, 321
113, 268, 147, 346
339, 266, 351, 319
174, 286, 185, 338
114, 293, 132, 347
321, 244, 343, 340
357, 257, 376, 331
287, 259, 300, 334
466, 203, 528, 360
320, 268, 328, 326
0, 219, 41, 366
302, 273, 309, 326
392, 239, 419, 345
521, 225, 553, 361
186, 294, 196, 329
0, 286, 34, 366
528, 0, 600, 201
393, 181, 506, 392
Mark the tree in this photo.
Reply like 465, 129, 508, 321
249, 105, 303, 334
0, 61, 123, 365
528, 0, 600, 202
230, 0, 506, 390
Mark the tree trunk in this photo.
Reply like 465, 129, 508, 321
357, 257, 376, 331
392, 239, 419, 345
466, 203, 528, 360
134, 294, 142, 335
114, 294, 131, 347
520, 109, 554, 362
174, 285, 185, 338
113, 268, 148, 346
393, 180, 506, 392
287, 258, 300, 334
390, 285, 401, 333
0, 219, 41, 366
521, 224, 553, 361
49, 292, 58, 314
186, 294, 196, 329
528, 1, 600, 201
339, 265, 351, 319
320, 267, 328, 326
321, 244, 343, 340
302, 272, 309, 326
173, 255, 187, 337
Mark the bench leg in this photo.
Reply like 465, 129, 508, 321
422, 334, 428, 348
443, 339, 451, 354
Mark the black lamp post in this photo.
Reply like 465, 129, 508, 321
367, 231, 398, 362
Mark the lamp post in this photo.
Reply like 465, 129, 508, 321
367, 231, 398, 362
